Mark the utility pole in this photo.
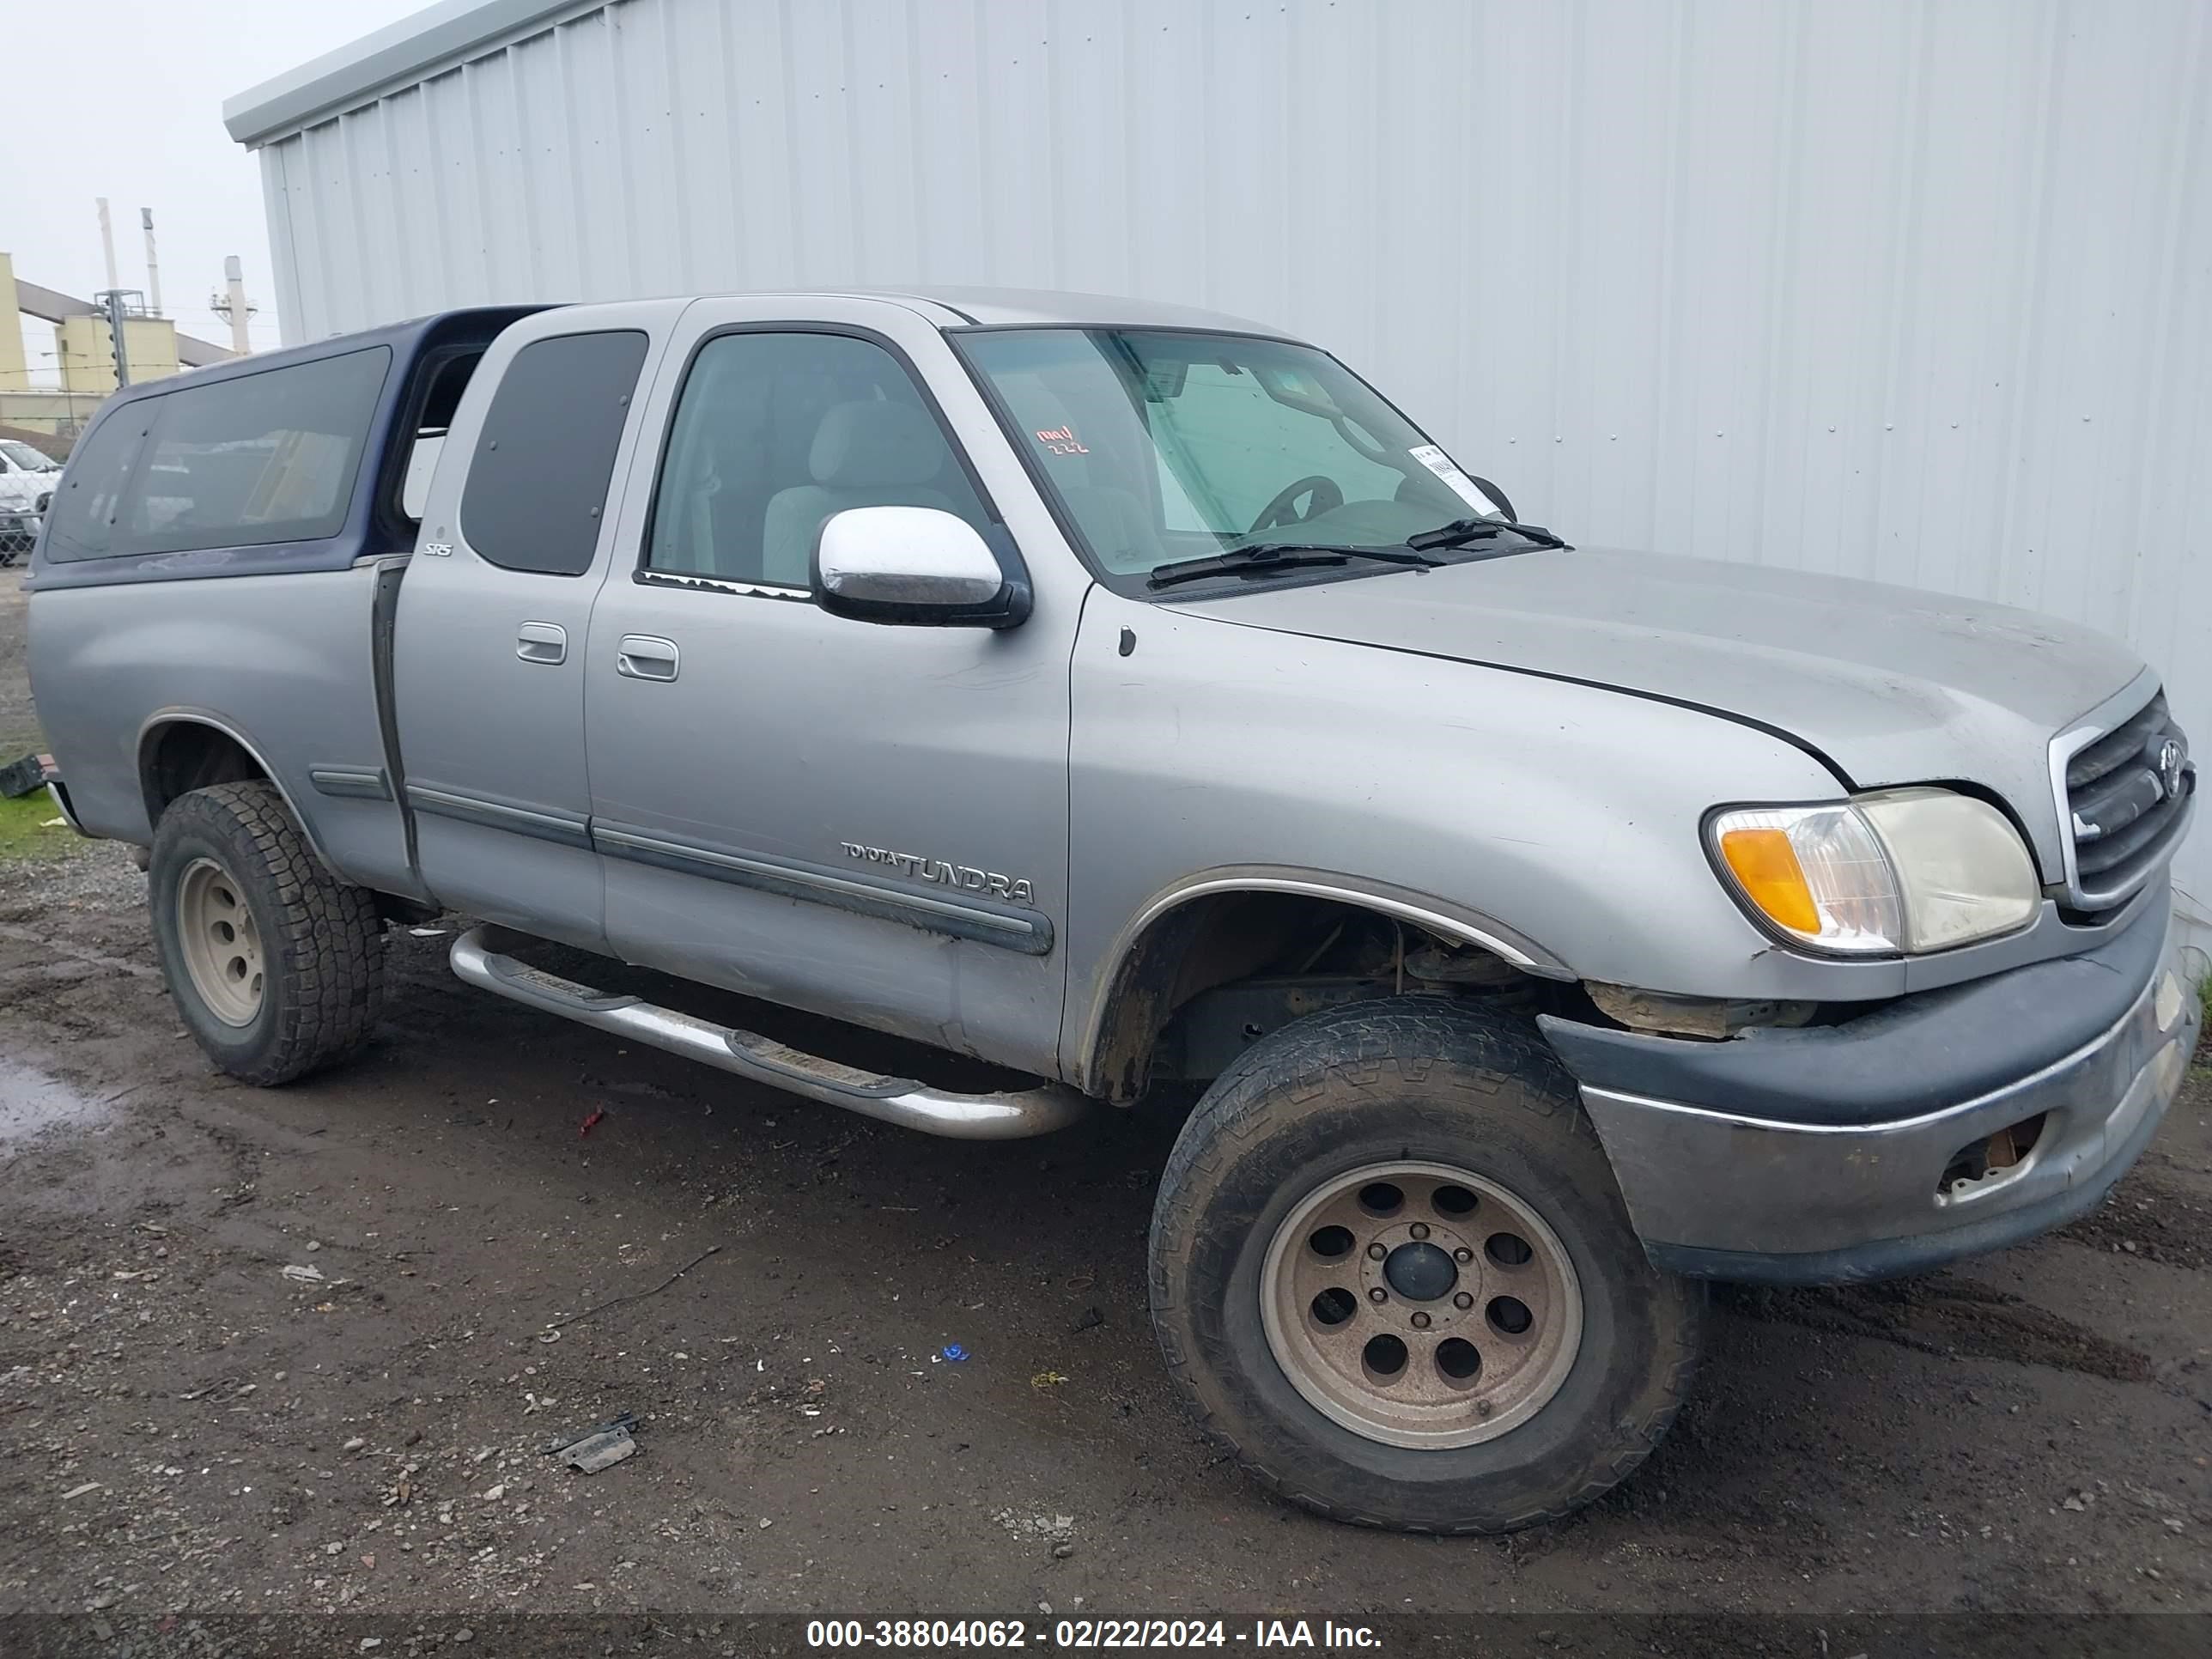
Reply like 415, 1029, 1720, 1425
210, 256, 257, 357
141, 208, 162, 316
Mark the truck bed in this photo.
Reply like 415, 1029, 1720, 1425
27, 307, 542, 896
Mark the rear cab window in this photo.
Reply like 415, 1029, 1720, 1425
394, 349, 488, 524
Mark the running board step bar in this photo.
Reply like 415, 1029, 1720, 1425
449, 927, 1087, 1140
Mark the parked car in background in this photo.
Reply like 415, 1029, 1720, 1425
24, 289, 2199, 1534
0, 438, 60, 563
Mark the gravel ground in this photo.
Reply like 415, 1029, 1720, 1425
1, 574, 2208, 1652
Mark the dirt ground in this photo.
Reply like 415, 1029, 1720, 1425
2, 564, 2209, 1648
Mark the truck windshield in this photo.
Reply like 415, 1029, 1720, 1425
957, 327, 1506, 590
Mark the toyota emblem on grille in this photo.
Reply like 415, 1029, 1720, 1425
2152, 734, 2188, 799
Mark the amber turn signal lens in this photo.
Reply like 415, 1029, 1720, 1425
1717, 827, 1821, 934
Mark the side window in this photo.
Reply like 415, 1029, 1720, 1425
460, 331, 647, 575
40, 408, 153, 561
644, 331, 990, 587
399, 434, 443, 521
396, 349, 483, 524
44, 347, 390, 562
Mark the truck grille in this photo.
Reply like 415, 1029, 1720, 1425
2061, 689, 2193, 910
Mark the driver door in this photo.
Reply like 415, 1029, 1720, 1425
583, 297, 1077, 1076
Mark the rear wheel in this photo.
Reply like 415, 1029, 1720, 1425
149, 781, 386, 1085
1148, 996, 1703, 1533
174, 855, 267, 1025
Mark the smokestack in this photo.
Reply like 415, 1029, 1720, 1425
141, 208, 162, 317
96, 198, 119, 292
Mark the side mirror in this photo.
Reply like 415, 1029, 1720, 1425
1468, 477, 1516, 522
812, 506, 1029, 629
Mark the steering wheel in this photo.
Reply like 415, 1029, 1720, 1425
1248, 475, 1344, 535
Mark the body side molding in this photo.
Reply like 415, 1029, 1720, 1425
405, 784, 593, 849
309, 765, 392, 800
592, 823, 1054, 955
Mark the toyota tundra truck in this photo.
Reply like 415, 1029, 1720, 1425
25, 289, 2199, 1534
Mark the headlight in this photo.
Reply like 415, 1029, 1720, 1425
1709, 788, 2039, 956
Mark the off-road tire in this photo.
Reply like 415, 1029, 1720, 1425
1149, 995, 1703, 1533
149, 781, 386, 1085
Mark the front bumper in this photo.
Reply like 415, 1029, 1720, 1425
1540, 898, 2199, 1285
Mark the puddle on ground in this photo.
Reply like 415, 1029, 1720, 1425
0, 1055, 112, 1146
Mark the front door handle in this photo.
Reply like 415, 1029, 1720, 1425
516, 621, 568, 665
616, 635, 680, 682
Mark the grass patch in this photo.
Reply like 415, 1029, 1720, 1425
0, 787, 79, 861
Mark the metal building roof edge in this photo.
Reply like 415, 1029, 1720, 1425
222, 0, 594, 148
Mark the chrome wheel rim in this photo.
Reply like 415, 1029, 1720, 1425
1259, 1159, 1583, 1449
175, 857, 264, 1027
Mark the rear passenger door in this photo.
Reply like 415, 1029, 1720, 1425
583, 298, 1075, 1076
392, 312, 668, 949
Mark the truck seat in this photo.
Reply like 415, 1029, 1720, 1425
758, 401, 957, 586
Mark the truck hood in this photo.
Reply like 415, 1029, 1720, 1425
1176, 545, 2148, 872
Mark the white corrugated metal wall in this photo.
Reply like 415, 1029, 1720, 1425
250, 0, 2212, 935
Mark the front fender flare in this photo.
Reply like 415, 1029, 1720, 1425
1073, 864, 1574, 1097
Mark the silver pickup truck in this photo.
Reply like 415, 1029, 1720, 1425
26, 289, 2199, 1534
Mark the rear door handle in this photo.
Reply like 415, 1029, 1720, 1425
616, 635, 680, 682
516, 622, 568, 665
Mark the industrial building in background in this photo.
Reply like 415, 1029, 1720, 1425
3, 209, 249, 438
222, 0, 2211, 942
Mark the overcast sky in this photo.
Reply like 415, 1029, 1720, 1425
3, 0, 428, 374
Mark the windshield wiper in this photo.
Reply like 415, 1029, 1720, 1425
1146, 542, 1442, 590
1406, 516, 1573, 552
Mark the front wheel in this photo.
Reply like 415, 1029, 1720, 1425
1148, 997, 1703, 1533
149, 781, 386, 1085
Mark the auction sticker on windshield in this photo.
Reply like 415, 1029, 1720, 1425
1407, 443, 1501, 515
